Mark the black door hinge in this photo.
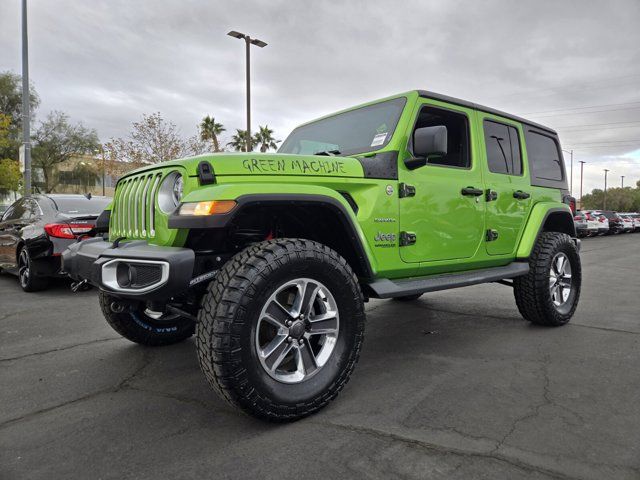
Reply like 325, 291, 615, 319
400, 231, 417, 246
486, 229, 499, 242
399, 183, 416, 198
485, 189, 498, 202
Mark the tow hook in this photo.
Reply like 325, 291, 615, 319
70, 279, 89, 292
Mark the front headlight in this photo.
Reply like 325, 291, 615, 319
157, 171, 183, 213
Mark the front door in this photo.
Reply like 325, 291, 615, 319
480, 116, 531, 255
399, 103, 485, 263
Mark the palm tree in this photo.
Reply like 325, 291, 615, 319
199, 115, 225, 152
253, 125, 281, 153
227, 129, 250, 152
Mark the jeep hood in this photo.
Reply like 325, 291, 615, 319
126, 152, 365, 179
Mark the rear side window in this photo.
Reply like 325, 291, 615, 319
3, 199, 26, 221
525, 130, 564, 182
483, 120, 522, 175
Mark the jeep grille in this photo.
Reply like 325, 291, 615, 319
110, 171, 163, 239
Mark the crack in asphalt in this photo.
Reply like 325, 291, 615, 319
0, 337, 123, 362
0, 349, 152, 430
491, 355, 552, 455
570, 323, 640, 336
126, 386, 216, 413
316, 420, 580, 480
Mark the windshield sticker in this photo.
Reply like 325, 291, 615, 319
371, 132, 387, 147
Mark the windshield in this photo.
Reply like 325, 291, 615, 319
279, 97, 407, 156
50, 196, 111, 216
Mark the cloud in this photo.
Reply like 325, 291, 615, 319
1, 0, 639, 194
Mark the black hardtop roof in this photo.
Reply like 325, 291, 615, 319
417, 90, 557, 135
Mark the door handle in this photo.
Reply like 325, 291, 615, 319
461, 186, 484, 197
513, 190, 530, 200
485, 189, 498, 202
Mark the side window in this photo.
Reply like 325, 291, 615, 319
525, 130, 563, 181
483, 120, 522, 175
1, 206, 14, 222
4, 200, 26, 221
413, 106, 470, 168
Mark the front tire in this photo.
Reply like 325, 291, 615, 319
98, 292, 195, 346
514, 232, 581, 326
196, 239, 366, 422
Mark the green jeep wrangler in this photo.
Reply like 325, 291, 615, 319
64, 90, 581, 421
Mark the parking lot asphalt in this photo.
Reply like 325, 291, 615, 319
1, 234, 639, 480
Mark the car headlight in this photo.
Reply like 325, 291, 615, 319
157, 171, 183, 214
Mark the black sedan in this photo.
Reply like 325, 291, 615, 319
600, 210, 626, 234
0, 194, 111, 291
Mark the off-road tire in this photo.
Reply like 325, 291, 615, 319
18, 247, 49, 292
392, 293, 424, 301
196, 238, 366, 422
99, 291, 195, 346
514, 232, 581, 326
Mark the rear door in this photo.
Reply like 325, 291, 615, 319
479, 115, 532, 255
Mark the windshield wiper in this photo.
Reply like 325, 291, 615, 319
313, 149, 341, 156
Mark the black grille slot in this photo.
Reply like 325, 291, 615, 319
130, 264, 163, 288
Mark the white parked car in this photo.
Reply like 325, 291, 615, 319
587, 210, 609, 235
620, 213, 640, 232
619, 214, 635, 233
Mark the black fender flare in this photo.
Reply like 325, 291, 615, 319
169, 193, 374, 279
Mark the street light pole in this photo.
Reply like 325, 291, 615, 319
603, 169, 609, 209
227, 31, 267, 153
21, 0, 32, 195
562, 149, 573, 196
578, 160, 586, 208
621, 175, 625, 188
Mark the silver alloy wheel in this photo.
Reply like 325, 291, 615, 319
255, 278, 339, 384
18, 249, 30, 287
549, 252, 572, 307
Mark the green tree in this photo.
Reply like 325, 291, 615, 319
227, 129, 251, 152
0, 158, 21, 194
0, 71, 39, 159
104, 112, 205, 167
32, 111, 100, 193
581, 186, 640, 211
253, 125, 280, 153
199, 115, 225, 152
0, 113, 12, 151
72, 161, 100, 194
580, 189, 603, 210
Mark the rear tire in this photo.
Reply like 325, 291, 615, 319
196, 238, 366, 422
18, 247, 49, 292
514, 232, 581, 327
98, 292, 195, 346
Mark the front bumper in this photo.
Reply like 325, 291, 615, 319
62, 238, 195, 300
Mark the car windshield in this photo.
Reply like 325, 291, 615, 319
51, 196, 111, 216
279, 97, 407, 156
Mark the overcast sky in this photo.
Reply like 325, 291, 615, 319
1, 0, 639, 195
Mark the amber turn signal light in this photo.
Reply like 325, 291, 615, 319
178, 200, 237, 216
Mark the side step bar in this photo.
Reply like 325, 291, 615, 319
366, 262, 530, 299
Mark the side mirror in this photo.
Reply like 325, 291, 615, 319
405, 125, 448, 170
